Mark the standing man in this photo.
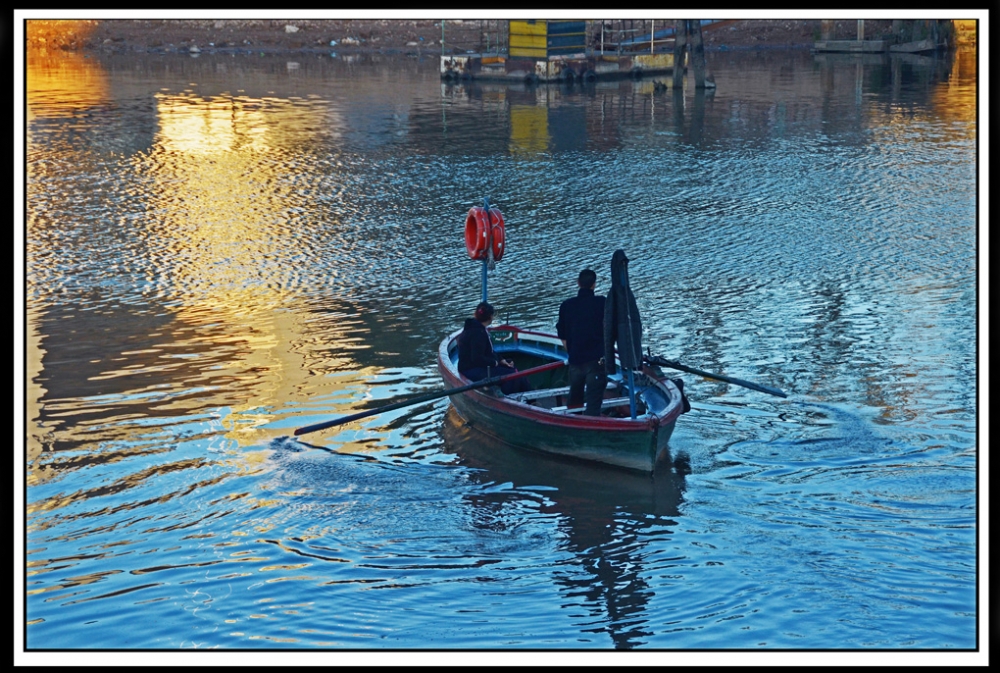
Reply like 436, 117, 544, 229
557, 269, 608, 416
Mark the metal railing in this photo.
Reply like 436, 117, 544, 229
593, 20, 671, 55
440, 19, 509, 57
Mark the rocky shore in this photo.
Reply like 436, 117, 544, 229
25, 18, 898, 56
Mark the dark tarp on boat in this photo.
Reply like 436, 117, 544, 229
604, 249, 643, 375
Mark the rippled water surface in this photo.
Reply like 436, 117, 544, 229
21, 45, 981, 660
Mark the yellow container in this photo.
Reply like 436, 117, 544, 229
510, 34, 548, 48
509, 19, 587, 59
510, 20, 547, 36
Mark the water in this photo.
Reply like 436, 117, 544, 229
20, 44, 981, 661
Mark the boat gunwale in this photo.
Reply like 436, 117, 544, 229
437, 324, 684, 431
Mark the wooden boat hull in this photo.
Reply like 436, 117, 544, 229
437, 325, 684, 472
439, 406, 686, 517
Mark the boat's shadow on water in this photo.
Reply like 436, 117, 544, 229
438, 406, 688, 520
439, 407, 690, 649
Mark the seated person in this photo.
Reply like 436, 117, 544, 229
457, 302, 531, 395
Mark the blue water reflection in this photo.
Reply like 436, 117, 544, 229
23, 44, 978, 652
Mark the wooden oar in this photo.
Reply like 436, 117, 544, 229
294, 359, 567, 436
644, 354, 787, 398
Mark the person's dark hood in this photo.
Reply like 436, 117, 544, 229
603, 249, 643, 373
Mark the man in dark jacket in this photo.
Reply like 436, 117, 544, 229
557, 269, 608, 415
458, 302, 530, 395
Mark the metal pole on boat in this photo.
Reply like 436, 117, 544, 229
615, 258, 639, 419
627, 370, 637, 418
481, 197, 490, 303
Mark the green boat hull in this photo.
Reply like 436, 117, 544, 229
438, 325, 683, 473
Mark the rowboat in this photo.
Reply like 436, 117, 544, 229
294, 199, 783, 465
437, 323, 686, 473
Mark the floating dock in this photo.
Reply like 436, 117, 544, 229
442, 19, 677, 84
812, 40, 887, 53
812, 38, 951, 55
889, 39, 946, 53
441, 52, 675, 84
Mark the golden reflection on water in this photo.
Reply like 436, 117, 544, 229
25, 51, 108, 124
136, 93, 361, 445
154, 94, 273, 155
25, 52, 108, 473
868, 48, 977, 136
26, 70, 373, 481
931, 47, 977, 125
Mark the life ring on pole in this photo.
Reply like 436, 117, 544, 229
465, 207, 490, 260
465, 206, 506, 261
489, 208, 505, 261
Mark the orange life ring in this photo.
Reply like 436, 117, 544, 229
465, 207, 489, 260
489, 208, 505, 262
465, 205, 506, 262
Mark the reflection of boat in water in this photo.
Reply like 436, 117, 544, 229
440, 406, 686, 520
440, 406, 688, 649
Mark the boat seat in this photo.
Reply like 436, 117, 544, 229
509, 386, 570, 402
550, 397, 634, 413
